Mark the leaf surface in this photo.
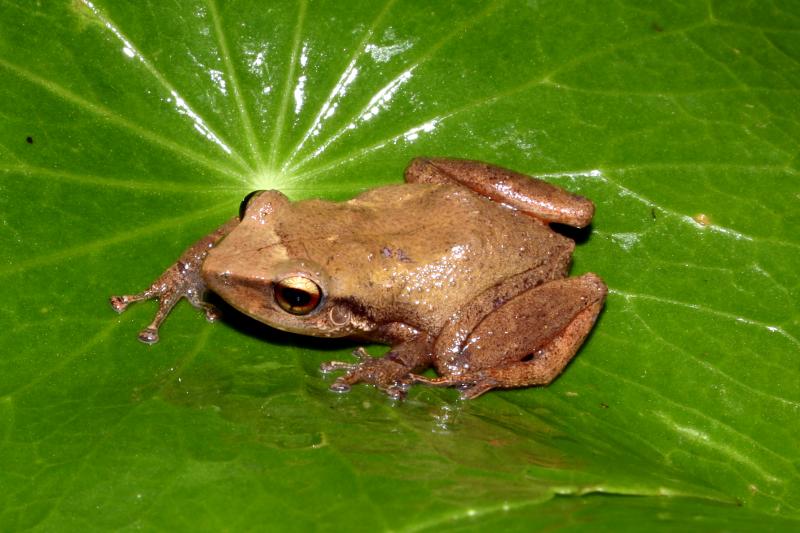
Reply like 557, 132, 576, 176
1, 0, 798, 530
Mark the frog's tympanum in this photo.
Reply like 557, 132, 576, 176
111, 158, 607, 399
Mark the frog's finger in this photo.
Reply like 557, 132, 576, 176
110, 217, 238, 343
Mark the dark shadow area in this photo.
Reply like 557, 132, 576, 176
550, 222, 593, 245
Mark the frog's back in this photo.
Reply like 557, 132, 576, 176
277, 183, 573, 331
345, 182, 566, 252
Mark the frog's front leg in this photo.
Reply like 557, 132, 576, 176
417, 273, 607, 399
110, 217, 239, 344
320, 336, 434, 399
405, 157, 594, 228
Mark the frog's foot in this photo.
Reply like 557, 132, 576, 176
321, 347, 414, 400
412, 374, 499, 400
110, 220, 239, 344
110, 259, 220, 344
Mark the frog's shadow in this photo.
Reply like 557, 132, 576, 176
551, 222, 593, 245
206, 293, 361, 353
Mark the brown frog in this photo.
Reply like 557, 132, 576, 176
111, 158, 607, 399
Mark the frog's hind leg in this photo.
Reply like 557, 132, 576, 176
404, 157, 594, 228
415, 273, 607, 399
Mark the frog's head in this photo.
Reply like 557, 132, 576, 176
201, 190, 372, 338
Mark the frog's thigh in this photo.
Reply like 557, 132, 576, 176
404, 157, 594, 227
454, 274, 606, 396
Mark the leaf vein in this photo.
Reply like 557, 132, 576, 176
0, 57, 247, 182
207, 0, 264, 170
78, 0, 252, 171
279, 0, 399, 170
267, 0, 307, 169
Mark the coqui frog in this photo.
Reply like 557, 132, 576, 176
111, 158, 607, 399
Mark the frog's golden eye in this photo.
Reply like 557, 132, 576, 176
239, 190, 266, 220
274, 276, 322, 315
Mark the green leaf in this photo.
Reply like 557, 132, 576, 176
1, 0, 798, 530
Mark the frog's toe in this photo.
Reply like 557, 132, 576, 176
412, 373, 499, 399
137, 327, 159, 345
384, 381, 411, 400
351, 346, 373, 362
110, 295, 131, 313
329, 379, 352, 393
204, 307, 221, 322
457, 378, 499, 400
326, 368, 362, 394
320, 360, 357, 373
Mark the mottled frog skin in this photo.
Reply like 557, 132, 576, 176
111, 158, 606, 399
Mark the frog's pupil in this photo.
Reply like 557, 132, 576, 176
282, 287, 311, 308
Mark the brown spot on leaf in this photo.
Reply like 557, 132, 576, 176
693, 213, 712, 226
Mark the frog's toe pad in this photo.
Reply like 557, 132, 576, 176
203, 305, 222, 322
384, 383, 410, 400
329, 380, 351, 393
110, 295, 131, 313
137, 327, 159, 345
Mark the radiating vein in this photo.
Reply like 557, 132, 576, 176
155, 327, 212, 396
287, 0, 507, 172
279, 0, 399, 170
592, 171, 756, 241
697, 360, 800, 409
79, 0, 252, 172
612, 289, 800, 350
654, 411, 782, 484
583, 359, 796, 485
626, 309, 800, 409
24, 327, 215, 523
285, 68, 416, 172
541, 20, 710, 82
550, 165, 800, 249
761, 31, 800, 69
207, 0, 263, 170
0, 57, 247, 182
0, 164, 244, 194
0, 321, 118, 401
550, 83, 800, 96
267, 0, 307, 169
0, 203, 230, 277
286, 76, 547, 183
